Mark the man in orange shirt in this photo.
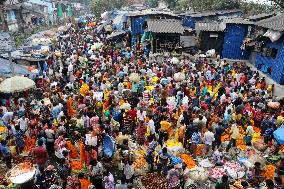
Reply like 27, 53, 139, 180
159, 116, 171, 145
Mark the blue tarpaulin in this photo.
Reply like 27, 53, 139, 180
0, 58, 31, 76
273, 125, 284, 144
103, 135, 115, 158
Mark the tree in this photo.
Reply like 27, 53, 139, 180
147, 0, 158, 8
91, 0, 126, 17
164, 0, 178, 9
270, 0, 284, 9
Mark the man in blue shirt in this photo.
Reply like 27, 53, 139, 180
0, 140, 12, 169
131, 82, 138, 96
158, 147, 170, 175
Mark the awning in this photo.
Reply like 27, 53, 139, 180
147, 19, 184, 34
106, 31, 126, 40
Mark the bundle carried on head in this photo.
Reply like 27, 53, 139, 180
129, 73, 140, 82
174, 72, 185, 82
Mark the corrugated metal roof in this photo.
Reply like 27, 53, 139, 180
223, 18, 254, 25
190, 10, 242, 18
195, 22, 225, 31
106, 31, 127, 40
248, 13, 276, 21
256, 13, 284, 31
147, 19, 184, 34
0, 32, 15, 52
128, 10, 178, 17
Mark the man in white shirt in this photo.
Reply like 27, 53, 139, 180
148, 115, 155, 138
202, 127, 215, 157
18, 115, 29, 136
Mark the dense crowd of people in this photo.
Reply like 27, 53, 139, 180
1, 20, 284, 189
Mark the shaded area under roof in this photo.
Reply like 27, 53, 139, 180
106, 31, 127, 40
256, 13, 284, 31
146, 19, 184, 34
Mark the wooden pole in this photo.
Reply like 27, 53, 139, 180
8, 51, 15, 76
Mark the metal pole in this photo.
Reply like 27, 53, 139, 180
8, 51, 15, 76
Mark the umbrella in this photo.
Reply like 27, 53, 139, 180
0, 76, 35, 93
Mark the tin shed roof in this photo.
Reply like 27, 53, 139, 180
256, 13, 284, 31
146, 19, 184, 34
195, 22, 226, 31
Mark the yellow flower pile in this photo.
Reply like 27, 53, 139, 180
252, 132, 261, 143
0, 126, 5, 133
79, 83, 89, 97
166, 140, 183, 148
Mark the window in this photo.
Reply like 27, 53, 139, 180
210, 33, 218, 38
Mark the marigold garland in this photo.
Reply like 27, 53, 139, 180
180, 154, 196, 168
71, 161, 83, 170
66, 141, 78, 159
79, 178, 91, 189
261, 165, 276, 180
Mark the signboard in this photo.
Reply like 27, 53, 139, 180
180, 36, 197, 47
0, 32, 15, 52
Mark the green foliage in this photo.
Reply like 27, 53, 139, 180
147, 0, 158, 8
91, 0, 126, 17
164, 0, 178, 9
173, 0, 273, 13
270, 0, 284, 9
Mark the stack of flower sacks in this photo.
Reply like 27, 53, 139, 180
133, 150, 148, 176
166, 140, 184, 156
187, 167, 209, 182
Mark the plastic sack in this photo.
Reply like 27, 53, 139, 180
88, 50, 93, 55
103, 135, 115, 158
171, 57, 179, 64
129, 73, 140, 82
267, 101, 280, 109
171, 156, 182, 165
274, 125, 284, 145
206, 49, 216, 58
173, 72, 185, 82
